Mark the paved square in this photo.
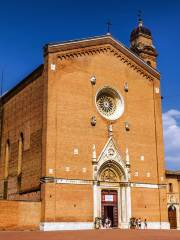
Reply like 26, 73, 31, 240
0, 229, 180, 240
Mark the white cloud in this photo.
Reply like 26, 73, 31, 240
162, 109, 180, 170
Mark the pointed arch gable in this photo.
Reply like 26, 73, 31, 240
97, 137, 125, 168
96, 137, 128, 181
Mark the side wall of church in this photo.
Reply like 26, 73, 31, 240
0, 200, 41, 230
0, 69, 43, 201
41, 43, 168, 224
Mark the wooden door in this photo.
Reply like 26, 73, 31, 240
101, 190, 118, 227
168, 205, 177, 229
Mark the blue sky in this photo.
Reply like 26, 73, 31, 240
0, 0, 180, 169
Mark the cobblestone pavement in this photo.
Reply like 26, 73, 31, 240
0, 229, 180, 240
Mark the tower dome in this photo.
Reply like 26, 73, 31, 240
130, 18, 158, 69
130, 25, 151, 42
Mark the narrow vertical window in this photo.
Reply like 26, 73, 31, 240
4, 139, 10, 179
17, 133, 23, 192
4, 139, 10, 199
18, 133, 23, 176
169, 183, 173, 193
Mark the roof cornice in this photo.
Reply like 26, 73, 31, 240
1, 64, 44, 103
44, 34, 160, 80
166, 170, 180, 179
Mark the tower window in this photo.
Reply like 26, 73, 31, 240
147, 61, 151, 66
169, 183, 173, 193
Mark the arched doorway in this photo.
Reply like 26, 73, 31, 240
101, 189, 118, 227
168, 205, 177, 229
93, 137, 131, 229
99, 167, 120, 227
95, 161, 130, 228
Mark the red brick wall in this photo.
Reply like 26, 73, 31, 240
0, 200, 41, 230
0, 69, 43, 201
41, 41, 167, 222
131, 187, 168, 222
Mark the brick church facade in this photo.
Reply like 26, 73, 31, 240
0, 20, 176, 230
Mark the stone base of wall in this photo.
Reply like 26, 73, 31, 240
40, 221, 170, 231
119, 222, 129, 229
40, 222, 94, 231
147, 222, 170, 229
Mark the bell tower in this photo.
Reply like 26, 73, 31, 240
130, 17, 158, 68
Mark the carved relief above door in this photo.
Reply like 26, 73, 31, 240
100, 168, 120, 182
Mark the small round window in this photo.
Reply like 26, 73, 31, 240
95, 86, 124, 121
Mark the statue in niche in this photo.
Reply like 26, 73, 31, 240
170, 195, 176, 203
108, 148, 115, 157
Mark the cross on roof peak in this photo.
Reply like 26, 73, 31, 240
138, 10, 143, 27
106, 20, 112, 34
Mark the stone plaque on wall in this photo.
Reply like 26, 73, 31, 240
105, 195, 113, 202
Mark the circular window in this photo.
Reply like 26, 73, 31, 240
96, 86, 124, 121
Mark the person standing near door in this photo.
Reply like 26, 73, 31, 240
144, 219, 147, 229
138, 218, 142, 229
104, 217, 109, 228
108, 218, 112, 228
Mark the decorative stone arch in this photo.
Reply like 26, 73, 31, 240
93, 137, 129, 182
92, 137, 131, 228
97, 160, 126, 183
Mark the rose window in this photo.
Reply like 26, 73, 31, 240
97, 95, 116, 116
95, 86, 124, 121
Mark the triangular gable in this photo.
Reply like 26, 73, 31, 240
45, 34, 160, 80
97, 137, 120, 162
97, 137, 126, 171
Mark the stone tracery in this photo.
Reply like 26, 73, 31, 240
100, 167, 119, 182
